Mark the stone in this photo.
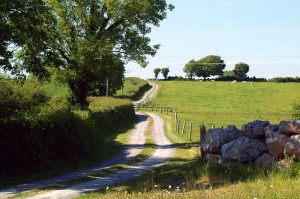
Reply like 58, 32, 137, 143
279, 120, 300, 134
221, 136, 267, 162
284, 135, 300, 161
200, 125, 243, 154
242, 120, 270, 138
204, 154, 220, 165
276, 159, 293, 171
265, 124, 279, 139
204, 154, 240, 168
266, 133, 290, 159
254, 153, 276, 170
218, 156, 240, 168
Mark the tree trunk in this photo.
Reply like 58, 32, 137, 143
69, 79, 90, 106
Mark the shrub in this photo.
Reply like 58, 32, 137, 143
269, 77, 300, 83
291, 103, 300, 120
0, 79, 136, 173
0, 79, 49, 118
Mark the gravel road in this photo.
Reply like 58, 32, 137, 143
27, 113, 174, 199
133, 82, 159, 106
0, 113, 148, 199
0, 82, 169, 199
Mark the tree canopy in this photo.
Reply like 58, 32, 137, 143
161, 67, 169, 79
233, 62, 250, 78
1, 0, 174, 105
154, 68, 161, 80
183, 59, 197, 80
183, 55, 225, 80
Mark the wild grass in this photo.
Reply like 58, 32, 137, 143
77, 81, 300, 199
77, 114, 300, 199
149, 81, 300, 141
115, 77, 151, 100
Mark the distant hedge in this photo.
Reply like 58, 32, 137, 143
0, 79, 135, 173
268, 77, 300, 83
215, 76, 267, 82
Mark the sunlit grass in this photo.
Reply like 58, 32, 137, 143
149, 81, 300, 141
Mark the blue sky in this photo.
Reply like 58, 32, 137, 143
125, 0, 300, 79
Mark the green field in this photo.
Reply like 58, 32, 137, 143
115, 77, 150, 99
150, 81, 300, 130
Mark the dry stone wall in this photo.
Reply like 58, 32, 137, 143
201, 120, 300, 170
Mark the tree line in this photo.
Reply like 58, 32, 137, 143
0, 0, 174, 106
183, 55, 250, 80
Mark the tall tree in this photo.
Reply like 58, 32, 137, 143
154, 68, 161, 80
161, 67, 169, 80
183, 59, 197, 80
2, 0, 174, 105
0, 0, 58, 78
233, 62, 250, 78
195, 55, 225, 80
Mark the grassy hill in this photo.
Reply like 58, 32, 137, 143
150, 81, 300, 129
116, 77, 151, 100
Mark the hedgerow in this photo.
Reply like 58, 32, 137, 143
0, 79, 135, 173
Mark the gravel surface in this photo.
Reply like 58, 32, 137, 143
0, 82, 169, 199
0, 113, 148, 199
27, 113, 174, 199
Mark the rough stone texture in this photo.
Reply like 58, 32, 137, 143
200, 125, 243, 154
265, 124, 279, 139
254, 153, 276, 170
266, 133, 290, 159
204, 154, 220, 165
242, 120, 270, 138
279, 120, 300, 134
221, 136, 267, 162
276, 159, 293, 171
204, 154, 240, 168
218, 156, 240, 168
284, 135, 300, 160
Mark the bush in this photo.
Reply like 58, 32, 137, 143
0, 79, 49, 118
0, 79, 136, 173
269, 77, 300, 83
291, 103, 300, 120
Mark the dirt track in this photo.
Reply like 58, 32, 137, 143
0, 82, 172, 199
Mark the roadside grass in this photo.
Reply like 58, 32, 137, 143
115, 77, 151, 100
76, 80, 300, 198
9, 115, 157, 199
77, 114, 199, 198
149, 81, 300, 141
77, 113, 300, 199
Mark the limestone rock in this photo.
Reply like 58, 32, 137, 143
266, 133, 290, 159
276, 159, 293, 171
279, 120, 300, 134
221, 136, 267, 162
254, 153, 276, 170
284, 135, 300, 160
265, 124, 279, 139
200, 125, 243, 154
242, 120, 270, 138
204, 154, 240, 168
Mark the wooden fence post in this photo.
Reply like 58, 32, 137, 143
177, 121, 180, 134
181, 121, 186, 137
160, 105, 162, 114
189, 123, 193, 141
200, 125, 206, 162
